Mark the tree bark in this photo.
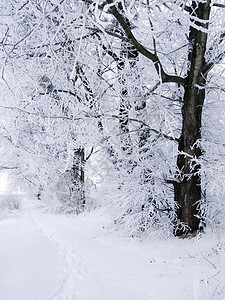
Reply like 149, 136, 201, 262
71, 148, 85, 210
174, 0, 211, 235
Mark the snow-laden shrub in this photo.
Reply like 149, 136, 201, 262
43, 172, 94, 214
111, 169, 175, 238
196, 139, 225, 230
98, 137, 178, 238
199, 88, 225, 231
53, 171, 85, 213
0, 194, 21, 210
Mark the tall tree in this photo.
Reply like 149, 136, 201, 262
81, 0, 225, 235
174, 1, 211, 234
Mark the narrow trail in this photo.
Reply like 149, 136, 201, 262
29, 209, 86, 300
0, 196, 91, 300
28, 203, 147, 300
0, 198, 64, 300
6, 197, 154, 300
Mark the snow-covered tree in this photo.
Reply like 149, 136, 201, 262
0, 1, 94, 208
78, 0, 225, 235
1, 0, 225, 237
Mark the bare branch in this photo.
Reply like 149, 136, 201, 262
84, 147, 94, 161
0, 105, 78, 121
212, 3, 225, 8
203, 32, 225, 75
0, 166, 18, 170
110, 114, 179, 142
18, 1, 29, 11
82, 0, 185, 86
53, 89, 76, 98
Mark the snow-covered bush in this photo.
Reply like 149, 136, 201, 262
0, 194, 21, 210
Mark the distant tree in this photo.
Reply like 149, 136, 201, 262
0, 1, 92, 208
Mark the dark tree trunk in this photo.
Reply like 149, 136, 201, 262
174, 0, 211, 235
71, 148, 85, 210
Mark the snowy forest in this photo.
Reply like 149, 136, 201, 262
0, 0, 225, 299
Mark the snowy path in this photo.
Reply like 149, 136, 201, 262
0, 197, 225, 300
0, 200, 64, 300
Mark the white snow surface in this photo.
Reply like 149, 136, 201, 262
0, 196, 225, 300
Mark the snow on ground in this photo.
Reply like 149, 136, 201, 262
0, 196, 225, 300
